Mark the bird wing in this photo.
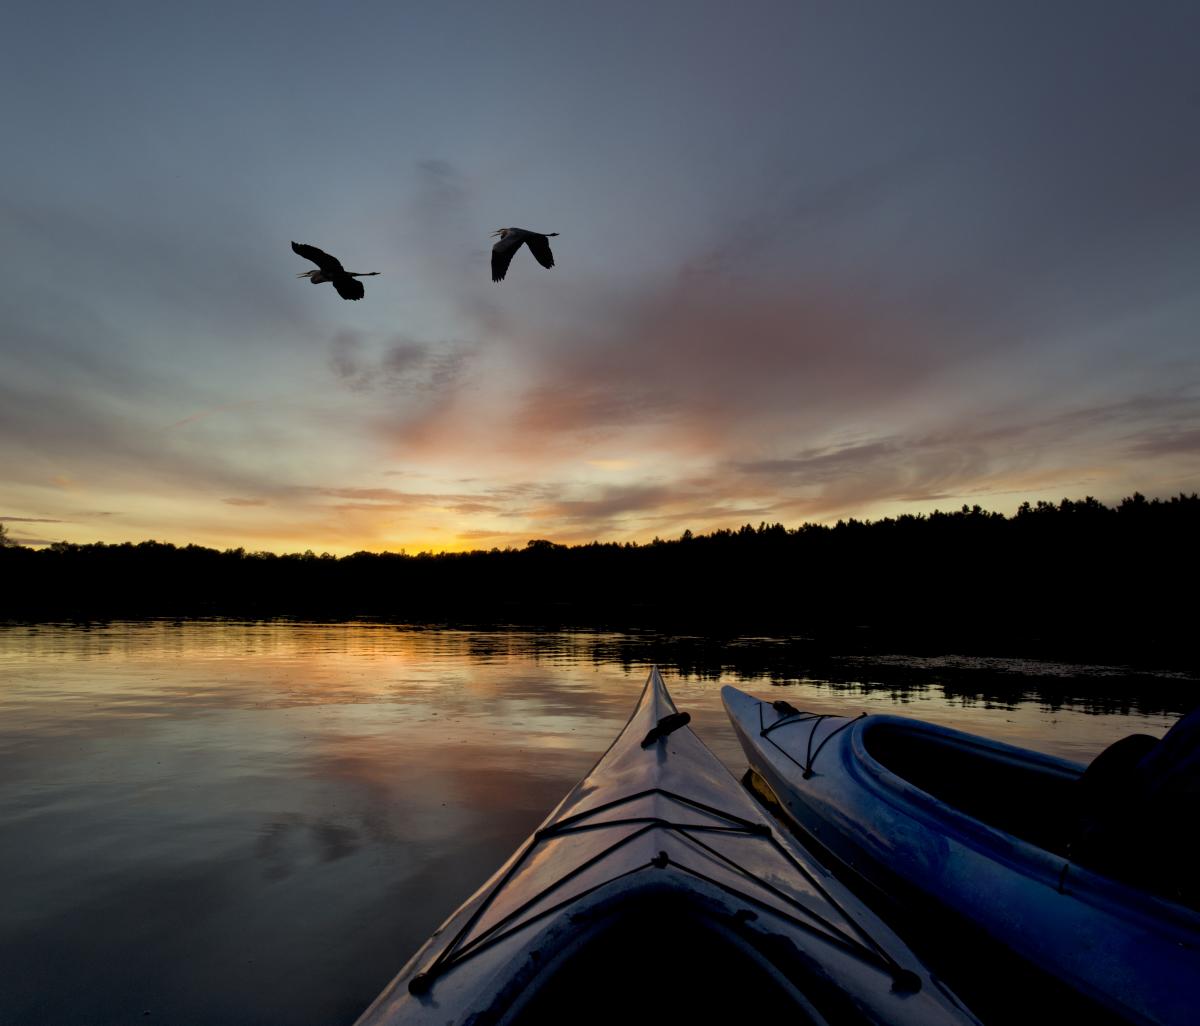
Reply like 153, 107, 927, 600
525, 233, 555, 270
491, 233, 526, 282
291, 241, 345, 275
332, 276, 366, 300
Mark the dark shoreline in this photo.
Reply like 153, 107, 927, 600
3, 493, 1197, 693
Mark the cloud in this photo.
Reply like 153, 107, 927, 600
328, 332, 474, 396
737, 441, 899, 484
526, 482, 676, 524
513, 383, 678, 438
302, 485, 510, 521
5, 535, 58, 547
709, 390, 1200, 521
474, 269, 967, 465
0, 373, 288, 501
222, 497, 268, 507
1126, 428, 1200, 459
170, 401, 264, 430
329, 332, 367, 388
447, 500, 501, 515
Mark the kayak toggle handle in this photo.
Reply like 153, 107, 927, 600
641, 712, 691, 748
772, 700, 801, 716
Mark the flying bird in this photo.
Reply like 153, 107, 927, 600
291, 241, 380, 300
491, 228, 558, 283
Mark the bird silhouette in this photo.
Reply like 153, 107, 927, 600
291, 241, 380, 300
490, 228, 558, 283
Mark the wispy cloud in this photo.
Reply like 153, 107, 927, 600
1126, 427, 1200, 459
329, 332, 474, 396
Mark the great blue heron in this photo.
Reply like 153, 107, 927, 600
490, 228, 558, 283
291, 241, 380, 300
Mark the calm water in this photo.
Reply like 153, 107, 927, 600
0, 621, 1192, 1026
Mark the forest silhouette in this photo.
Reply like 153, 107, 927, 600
2, 492, 1196, 664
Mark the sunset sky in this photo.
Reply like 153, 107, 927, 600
2, 1, 1198, 553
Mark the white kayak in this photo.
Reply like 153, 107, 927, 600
355, 668, 979, 1026
721, 686, 1200, 1026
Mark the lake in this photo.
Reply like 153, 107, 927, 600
0, 621, 1193, 1026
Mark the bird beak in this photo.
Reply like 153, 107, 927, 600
296, 272, 308, 277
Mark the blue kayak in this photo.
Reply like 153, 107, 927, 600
722, 686, 1200, 1026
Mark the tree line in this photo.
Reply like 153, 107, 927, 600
2, 493, 1196, 664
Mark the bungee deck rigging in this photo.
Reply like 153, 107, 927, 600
410, 781, 918, 995
759, 703, 868, 779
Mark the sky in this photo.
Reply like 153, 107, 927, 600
2, 1, 1198, 554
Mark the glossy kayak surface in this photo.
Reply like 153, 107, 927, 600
722, 686, 1200, 1026
355, 669, 980, 1026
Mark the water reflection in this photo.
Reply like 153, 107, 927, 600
0, 621, 1193, 1026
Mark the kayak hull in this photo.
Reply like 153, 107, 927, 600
722, 686, 1200, 1026
355, 670, 980, 1025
